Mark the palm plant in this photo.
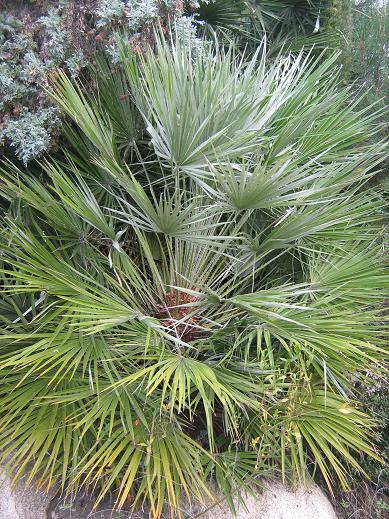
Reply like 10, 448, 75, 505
0, 35, 387, 517
190, 1, 340, 53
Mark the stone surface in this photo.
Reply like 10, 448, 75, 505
193, 482, 338, 519
0, 471, 338, 519
0, 472, 50, 519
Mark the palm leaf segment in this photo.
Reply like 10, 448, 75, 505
0, 35, 387, 517
191, 1, 340, 53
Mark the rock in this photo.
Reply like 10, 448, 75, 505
193, 482, 338, 519
0, 470, 338, 519
0, 474, 129, 519
0, 471, 51, 519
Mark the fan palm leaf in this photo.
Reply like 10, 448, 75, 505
0, 34, 387, 517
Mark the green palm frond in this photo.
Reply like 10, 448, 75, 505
286, 388, 381, 490
192, 1, 325, 43
192, 0, 249, 34
0, 33, 387, 518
